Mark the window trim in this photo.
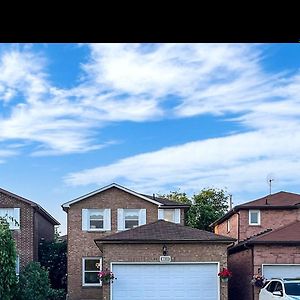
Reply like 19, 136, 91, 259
88, 209, 105, 231
249, 209, 261, 225
123, 209, 140, 230
157, 208, 181, 224
16, 255, 20, 276
82, 257, 102, 287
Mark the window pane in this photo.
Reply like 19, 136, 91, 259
125, 219, 139, 229
85, 259, 99, 271
85, 272, 99, 284
267, 281, 278, 292
164, 210, 175, 222
250, 212, 258, 224
90, 220, 103, 229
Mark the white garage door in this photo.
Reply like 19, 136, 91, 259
263, 264, 300, 279
111, 263, 219, 300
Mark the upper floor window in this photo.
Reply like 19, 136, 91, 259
227, 219, 230, 232
82, 209, 111, 231
158, 209, 181, 224
82, 257, 101, 286
249, 210, 260, 225
0, 208, 20, 229
117, 208, 146, 231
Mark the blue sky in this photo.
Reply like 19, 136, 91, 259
0, 43, 300, 234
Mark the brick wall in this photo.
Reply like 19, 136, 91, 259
0, 192, 34, 269
228, 248, 253, 300
216, 209, 299, 242
215, 213, 239, 241
102, 243, 229, 300
66, 187, 185, 300
34, 211, 55, 260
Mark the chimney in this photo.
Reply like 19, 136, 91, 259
153, 193, 155, 200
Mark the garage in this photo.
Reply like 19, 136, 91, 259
263, 264, 300, 279
95, 220, 235, 300
111, 263, 219, 300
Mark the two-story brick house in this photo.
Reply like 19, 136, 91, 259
211, 191, 300, 300
62, 183, 235, 300
0, 187, 59, 272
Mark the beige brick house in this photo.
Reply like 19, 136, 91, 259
212, 191, 300, 300
62, 183, 235, 300
0, 187, 59, 272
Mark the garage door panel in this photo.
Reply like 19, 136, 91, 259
263, 264, 300, 279
112, 263, 219, 300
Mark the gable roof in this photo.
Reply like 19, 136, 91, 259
229, 221, 300, 254
0, 187, 60, 225
211, 191, 300, 227
94, 220, 235, 245
62, 183, 190, 211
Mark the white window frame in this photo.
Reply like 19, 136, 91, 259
227, 219, 230, 232
157, 209, 181, 224
249, 209, 261, 225
82, 257, 102, 287
82, 209, 111, 232
124, 209, 140, 229
118, 208, 146, 231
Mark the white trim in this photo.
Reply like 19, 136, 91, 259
16, 255, 20, 276
82, 257, 102, 287
249, 209, 261, 225
110, 261, 220, 300
62, 183, 162, 208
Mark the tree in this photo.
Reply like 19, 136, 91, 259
39, 238, 67, 291
158, 190, 192, 204
0, 217, 17, 300
186, 188, 229, 231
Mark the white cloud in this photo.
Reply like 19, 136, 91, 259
65, 124, 300, 197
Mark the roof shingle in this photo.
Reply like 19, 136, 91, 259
95, 220, 235, 244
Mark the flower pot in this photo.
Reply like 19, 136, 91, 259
221, 277, 229, 282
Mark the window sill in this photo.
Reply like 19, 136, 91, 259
85, 230, 110, 232
82, 285, 101, 289
249, 224, 261, 226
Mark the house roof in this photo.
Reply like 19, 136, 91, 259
229, 221, 300, 254
94, 220, 236, 245
0, 187, 60, 225
62, 183, 190, 211
211, 191, 300, 227
247, 221, 300, 244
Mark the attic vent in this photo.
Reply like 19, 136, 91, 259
265, 198, 268, 205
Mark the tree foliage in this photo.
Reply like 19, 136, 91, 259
161, 187, 229, 232
158, 190, 191, 204
0, 217, 17, 300
39, 238, 67, 291
16, 262, 51, 300
187, 188, 229, 231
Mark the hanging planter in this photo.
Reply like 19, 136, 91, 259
218, 268, 232, 283
98, 269, 116, 285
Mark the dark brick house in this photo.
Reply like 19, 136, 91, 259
62, 183, 235, 300
212, 191, 300, 300
0, 187, 60, 272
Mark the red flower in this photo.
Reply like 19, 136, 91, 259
218, 268, 232, 278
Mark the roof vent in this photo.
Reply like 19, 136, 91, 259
153, 193, 156, 200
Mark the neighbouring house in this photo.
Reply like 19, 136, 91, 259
211, 191, 300, 300
0, 187, 60, 272
62, 183, 235, 300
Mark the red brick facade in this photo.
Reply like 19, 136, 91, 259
0, 190, 57, 270
65, 186, 230, 300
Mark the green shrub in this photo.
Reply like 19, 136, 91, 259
0, 217, 17, 300
16, 262, 51, 300
48, 288, 66, 300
